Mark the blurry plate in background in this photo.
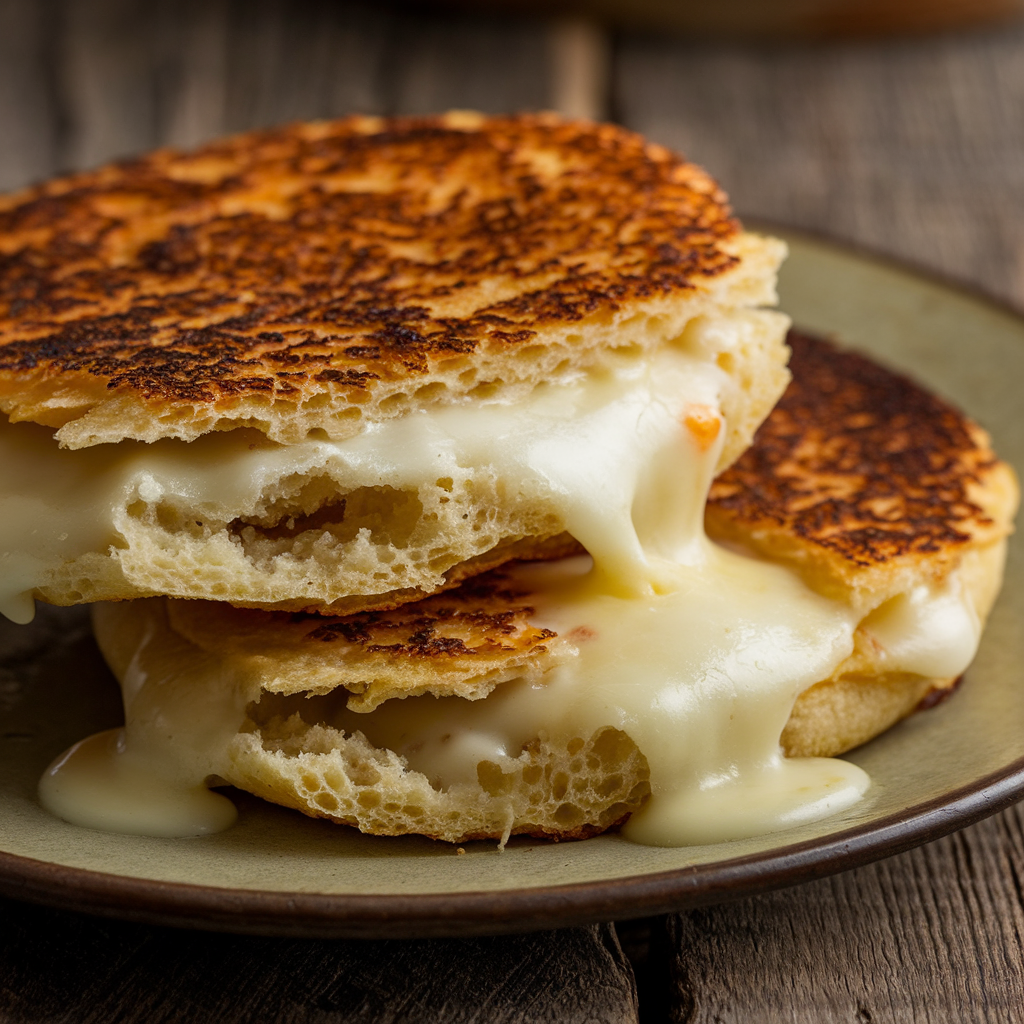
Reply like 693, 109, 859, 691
420, 0, 1024, 38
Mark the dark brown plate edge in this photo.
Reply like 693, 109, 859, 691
1, 228, 1022, 938
1, 753, 1023, 938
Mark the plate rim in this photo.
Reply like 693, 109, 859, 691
748, 216, 1024, 324
3, 227, 1023, 938
3, 754, 1024, 938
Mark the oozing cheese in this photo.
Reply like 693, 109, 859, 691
859, 576, 981, 680
43, 543, 980, 847
28, 320, 983, 847
316, 551, 872, 846
0, 311, 781, 624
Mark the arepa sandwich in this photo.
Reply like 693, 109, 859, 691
0, 114, 1013, 847
0, 112, 788, 622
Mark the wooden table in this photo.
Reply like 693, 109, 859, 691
2, 2, 1024, 1019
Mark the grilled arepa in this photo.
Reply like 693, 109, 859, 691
89, 334, 1017, 845
0, 112, 791, 621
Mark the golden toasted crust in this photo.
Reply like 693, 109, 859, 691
706, 332, 1018, 611
169, 565, 566, 711
0, 111, 765, 448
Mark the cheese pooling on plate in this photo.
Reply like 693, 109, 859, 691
32, 330, 988, 848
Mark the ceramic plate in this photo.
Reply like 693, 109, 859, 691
1, 227, 1023, 938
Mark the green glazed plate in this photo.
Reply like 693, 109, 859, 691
1, 227, 1022, 938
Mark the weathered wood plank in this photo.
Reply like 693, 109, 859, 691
0, 0, 60, 189
222, 0, 393, 134
666, 804, 1024, 1023
386, 10, 551, 116
49, 0, 395, 167
548, 17, 611, 120
0, 899, 638, 1024
616, 24, 1024, 306
55, 0, 163, 171
151, 0, 230, 150
31, 0, 552, 184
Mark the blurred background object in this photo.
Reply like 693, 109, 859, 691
548, 16, 609, 119
424, 0, 1024, 38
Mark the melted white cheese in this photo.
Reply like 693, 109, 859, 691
40, 728, 237, 838
332, 551, 871, 846
40, 604, 247, 837
28, 322, 984, 847
1, 317, 747, 623
859, 575, 981, 679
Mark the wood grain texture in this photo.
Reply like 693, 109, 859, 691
666, 807, 1024, 1022
152, 0, 230, 150
8, 0, 552, 188
56, 0, 163, 170
0, 0, 59, 192
616, 23, 1024, 306
385, 10, 550, 116
221, 0, 392, 134
0, 898, 638, 1023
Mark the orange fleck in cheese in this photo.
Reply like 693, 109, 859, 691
683, 405, 722, 451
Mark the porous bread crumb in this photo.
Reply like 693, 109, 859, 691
225, 718, 651, 845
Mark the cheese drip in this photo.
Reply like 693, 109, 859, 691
40, 606, 247, 838
0, 312, 771, 624
33, 325, 982, 846
272, 552, 872, 845
42, 543, 983, 845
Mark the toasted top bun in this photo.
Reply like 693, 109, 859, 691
163, 333, 1018, 713
22, 306, 788, 615
0, 111, 781, 449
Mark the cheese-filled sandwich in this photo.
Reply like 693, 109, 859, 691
0, 112, 788, 623
47, 335, 1017, 847
5, 115, 1014, 848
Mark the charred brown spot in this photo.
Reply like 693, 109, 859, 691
707, 332, 997, 569
302, 566, 557, 658
917, 674, 965, 711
